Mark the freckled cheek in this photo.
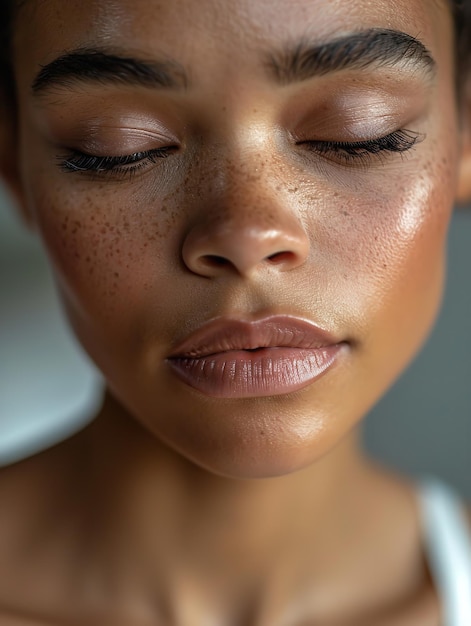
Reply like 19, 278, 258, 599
380, 162, 456, 294
313, 160, 456, 328
27, 183, 181, 319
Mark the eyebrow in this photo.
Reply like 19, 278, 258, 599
31, 28, 436, 96
32, 48, 188, 94
267, 29, 437, 84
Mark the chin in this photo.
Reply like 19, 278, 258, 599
143, 405, 342, 481
173, 445, 318, 481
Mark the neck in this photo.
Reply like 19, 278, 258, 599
66, 390, 419, 623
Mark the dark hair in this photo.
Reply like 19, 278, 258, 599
453, 0, 471, 88
1, 1, 471, 98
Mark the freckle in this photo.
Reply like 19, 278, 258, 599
114, 272, 119, 278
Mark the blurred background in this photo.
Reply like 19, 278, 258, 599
1, 185, 470, 498
0, 185, 102, 467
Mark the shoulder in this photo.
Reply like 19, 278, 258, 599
0, 462, 45, 624
0, 613, 52, 626
0, 447, 77, 626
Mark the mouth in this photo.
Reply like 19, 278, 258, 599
166, 315, 347, 398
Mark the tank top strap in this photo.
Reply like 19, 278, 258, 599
418, 478, 471, 626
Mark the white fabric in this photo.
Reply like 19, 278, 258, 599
419, 479, 471, 626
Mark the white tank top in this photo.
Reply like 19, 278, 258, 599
419, 479, 471, 625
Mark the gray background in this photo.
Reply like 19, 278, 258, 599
1, 187, 470, 497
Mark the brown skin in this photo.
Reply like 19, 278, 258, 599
0, 0, 470, 623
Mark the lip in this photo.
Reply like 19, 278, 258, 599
166, 316, 347, 398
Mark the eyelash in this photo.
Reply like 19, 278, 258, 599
57, 129, 423, 178
58, 146, 174, 176
300, 129, 423, 166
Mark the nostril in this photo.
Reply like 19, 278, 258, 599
267, 251, 295, 264
202, 255, 231, 268
182, 221, 310, 277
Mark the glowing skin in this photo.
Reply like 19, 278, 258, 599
0, 0, 469, 624
8, 0, 460, 480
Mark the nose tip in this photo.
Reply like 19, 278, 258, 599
182, 219, 310, 278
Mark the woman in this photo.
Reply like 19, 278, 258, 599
0, 0, 470, 624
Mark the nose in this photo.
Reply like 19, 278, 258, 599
181, 190, 310, 279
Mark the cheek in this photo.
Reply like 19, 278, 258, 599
26, 175, 179, 316
322, 147, 458, 404
20, 164, 191, 382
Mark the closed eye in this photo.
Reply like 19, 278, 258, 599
299, 129, 424, 166
58, 146, 176, 176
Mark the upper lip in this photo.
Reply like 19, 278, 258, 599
168, 315, 343, 358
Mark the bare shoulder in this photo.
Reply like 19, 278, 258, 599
0, 448, 61, 543
0, 439, 85, 626
0, 611, 56, 626
0, 433, 83, 531
0, 457, 54, 625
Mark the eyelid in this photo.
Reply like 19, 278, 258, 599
293, 114, 416, 145
288, 86, 428, 144
64, 126, 181, 157
297, 128, 424, 168
36, 104, 182, 154
58, 146, 176, 175
291, 103, 427, 145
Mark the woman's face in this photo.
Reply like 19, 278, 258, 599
9, 0, 463, 477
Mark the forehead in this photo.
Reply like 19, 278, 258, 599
15, 0, 452, 74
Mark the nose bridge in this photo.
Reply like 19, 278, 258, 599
210, 152, 282, 230
181, 148, 310, 278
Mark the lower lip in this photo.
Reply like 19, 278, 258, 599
167, 345, 345, 398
